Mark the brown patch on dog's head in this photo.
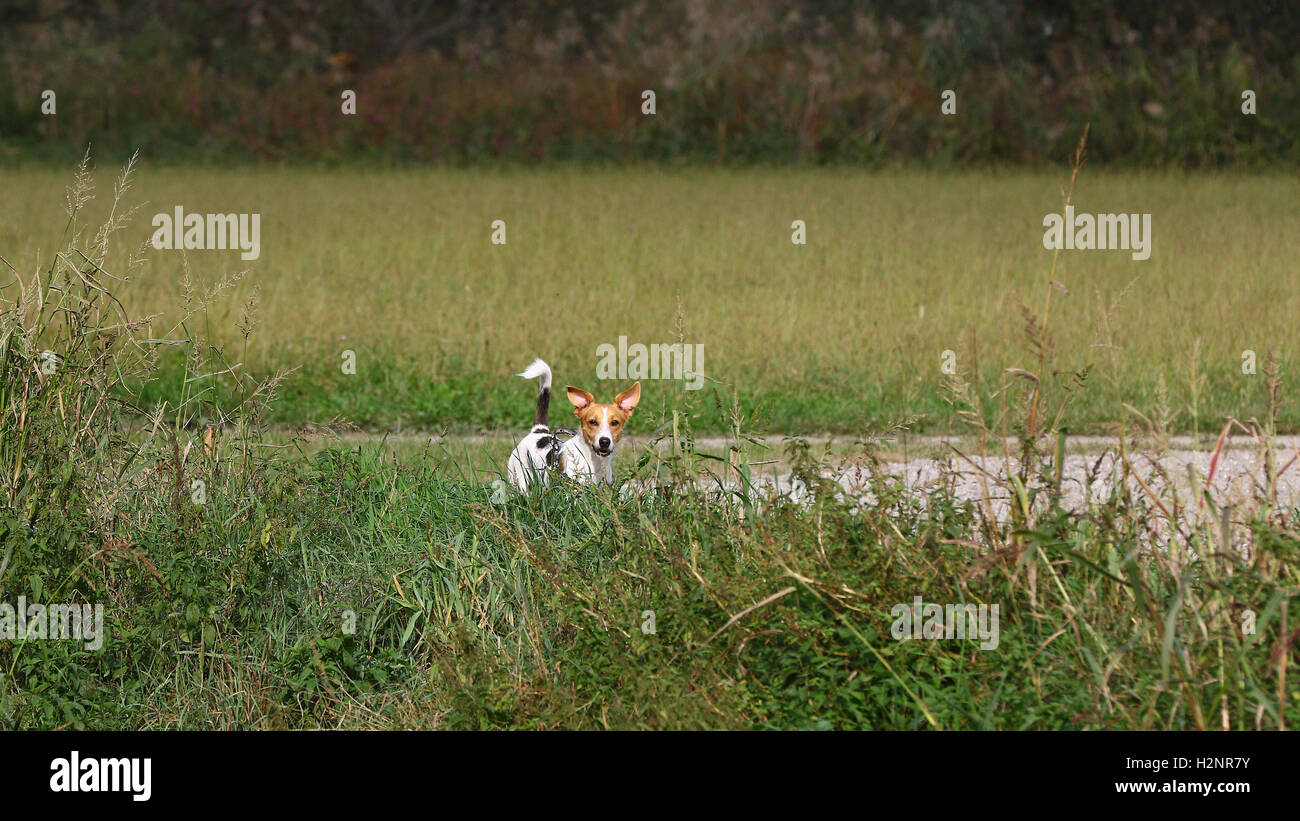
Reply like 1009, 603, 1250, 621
566, 382, 641, 456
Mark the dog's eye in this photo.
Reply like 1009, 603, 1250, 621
587, 419, 597, 425
610, 420, 620, 426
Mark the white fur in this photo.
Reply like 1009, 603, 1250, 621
517, 358, 551, 390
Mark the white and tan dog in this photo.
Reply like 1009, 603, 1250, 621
507, 359, 640, 491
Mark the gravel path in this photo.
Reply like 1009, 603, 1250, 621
649, 435, 1300, 525
331, 430, 1300, 523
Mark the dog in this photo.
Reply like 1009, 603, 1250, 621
507, 358, 640, 491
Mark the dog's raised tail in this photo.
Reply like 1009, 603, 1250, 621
518, 358, 553, 429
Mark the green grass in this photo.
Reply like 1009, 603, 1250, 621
2, 164, 1297, 434
1, 156, 1298, 730
6, 429, 1299, 730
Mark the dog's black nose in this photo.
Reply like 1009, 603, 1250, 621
598, 437, 611, 450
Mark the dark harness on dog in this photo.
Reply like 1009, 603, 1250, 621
540, 428, 576, 470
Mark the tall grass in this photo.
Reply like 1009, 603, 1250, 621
1, 153, 1296, 729
0, 151, 294, 727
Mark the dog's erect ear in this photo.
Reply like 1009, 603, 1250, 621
615, 382, 641, 412
566, 386, 594, 410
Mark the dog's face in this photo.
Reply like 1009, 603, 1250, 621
566, 382, 641, 457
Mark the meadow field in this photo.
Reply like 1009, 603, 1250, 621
1, 158, 1298, 730
2, 164, 1296, 436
